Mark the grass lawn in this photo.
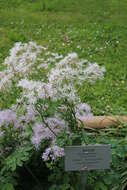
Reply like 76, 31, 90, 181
0, 0, 127, 114
0, 1, 127, 190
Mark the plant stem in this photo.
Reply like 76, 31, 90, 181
36, 104, 57, 137
24, 164, 42, 190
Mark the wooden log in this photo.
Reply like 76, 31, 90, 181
81, 116, 127, 129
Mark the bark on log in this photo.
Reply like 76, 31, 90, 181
81, 116, 127, 129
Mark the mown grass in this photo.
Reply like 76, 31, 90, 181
0, 0, 127, 115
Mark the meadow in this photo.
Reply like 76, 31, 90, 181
0, 0, 127, 189
0, 0, 127, 113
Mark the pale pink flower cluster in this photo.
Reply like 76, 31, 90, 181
0, 42, 106, 161
0, 42, 43, 90
0, 109, 23, 139
17, 79, 55, 104
45, 117, 68, 131
31, 117, 68, 149
17, 52, 105, 104
82, 63, 106, 83
25, 105, 36, 122
31, 123, 52, 149
0, 109, 17, 128
4, 42, 42, 72
0, 105, 37, 138
48, 53, 106, 102
42, 145, 64, 161
75, 103, 93, 121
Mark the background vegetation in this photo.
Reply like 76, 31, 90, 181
0, 0, 127, 114
0, 0, 127, 190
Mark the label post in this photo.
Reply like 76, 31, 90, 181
65, 144, 111, 189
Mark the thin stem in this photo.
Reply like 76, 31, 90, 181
36, 104, 57, 137
39, 110, 57, 137
24, 164, 42, 190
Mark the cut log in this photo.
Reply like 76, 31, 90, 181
81, 116, 127, 129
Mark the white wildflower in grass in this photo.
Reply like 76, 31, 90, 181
37, 63, 49, 69
42, 145, 64, 161
37, 52, 63, 70
0, 42, 43, 90
4, 41, 42, 74
0, 71, 14, 90
17, 51, 106, 105
47, 52, 105, 102
51, 53, 63, 60
17, 79, 55, 104
82, 63, 106, 83
56, 83, 80, 102
0, 41, 105, 94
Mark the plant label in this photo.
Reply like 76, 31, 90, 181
65, 144, 111, 171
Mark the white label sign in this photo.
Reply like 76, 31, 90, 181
65, 144, 111, 171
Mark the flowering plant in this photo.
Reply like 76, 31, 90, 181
0, 42, 126, 190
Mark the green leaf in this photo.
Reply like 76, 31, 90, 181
1, 144, 33, 174
1, 183, 14, 190
95, 182, 108, 190
104, 175, 112, 185
17, 159, 23, 167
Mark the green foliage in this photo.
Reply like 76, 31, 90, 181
0, 117, 33, 189
0, 174, 17, 190
0, 139, 33, 189
0, 0, 127, 189
0, 183, 14, 190
84, 125, 127, 190
35, 98, 127, 190
1, 145, 33, 174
